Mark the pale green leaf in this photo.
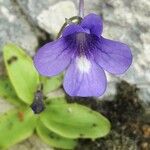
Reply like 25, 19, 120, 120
0, 75, 24, 106
40, 103, 111, 139
3, 43, 39, 104
36, 121, 77, 150
0, 108, 36, 149
45, 96, 67, 105
41, 74, 63, 95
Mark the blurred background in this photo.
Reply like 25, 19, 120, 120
0, 0, 150, 149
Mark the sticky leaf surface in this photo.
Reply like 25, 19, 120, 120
0, 75, 24, 106
40, 103, 111, 139
41, 74, 63, 95
3, 43, 39, 104
0, 108, 36, 149
36, 121, 77, 149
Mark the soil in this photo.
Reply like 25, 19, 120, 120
66, 81, 150, 150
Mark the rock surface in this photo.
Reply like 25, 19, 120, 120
0, 0, 38, 57
17, 0, 77, 38
0, 98, 14, 114
10, 135, 53, 150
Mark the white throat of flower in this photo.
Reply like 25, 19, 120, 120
76, 56, 91, 73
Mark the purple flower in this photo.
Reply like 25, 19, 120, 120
34, 13, 132, 97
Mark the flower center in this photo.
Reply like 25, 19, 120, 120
76, 56, 91, 73
76, 33, 88, 56
65, 32, 95, 60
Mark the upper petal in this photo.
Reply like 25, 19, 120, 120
80, 13, 103, 37
62, 24, 85, 37
63, 57, 107, 97
94, 37, 132, 74
34, 37, 72, 76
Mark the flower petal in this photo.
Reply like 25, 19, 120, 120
62, 24, 85, 37
80, 13, 103, 37
34, 38, 72, 76
94, 37, 132, 74
63, 58, 107, 97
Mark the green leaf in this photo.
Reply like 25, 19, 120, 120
0, 75, 24, 106
41, 74, 63, 95
40, 103, 111, 139
3, 43, 39, 104
0, 108, 36, 149
36, 121, 77, 150
45, 96, 67, 105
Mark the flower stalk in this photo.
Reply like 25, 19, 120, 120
79, 0, 84, 18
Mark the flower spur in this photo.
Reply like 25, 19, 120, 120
34, 13, 132, 97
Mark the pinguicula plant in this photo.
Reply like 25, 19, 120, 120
0, 43, 110, 149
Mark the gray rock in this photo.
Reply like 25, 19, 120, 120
17, 0, 77, 38
0, 0, 38, 57
10, 135, 53, 150
37, 1, 77, 38
0, 98, 14, 114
